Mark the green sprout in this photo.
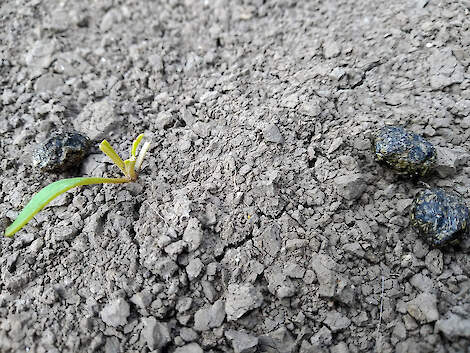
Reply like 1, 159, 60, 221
4, 134, 151, 237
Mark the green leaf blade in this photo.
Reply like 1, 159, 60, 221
131, 134, 144, 157
99, 140, 126, 175
4, 177, 127, 237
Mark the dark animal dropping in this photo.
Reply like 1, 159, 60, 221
372, 126, 436, 177
410, 188, 470, 246
33, 132, 91, 172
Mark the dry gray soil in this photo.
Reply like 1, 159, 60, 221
1, 0, 470, 352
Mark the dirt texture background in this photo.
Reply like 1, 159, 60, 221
1, 0, 470, 352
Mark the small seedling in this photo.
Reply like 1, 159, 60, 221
4, 134, 150, 237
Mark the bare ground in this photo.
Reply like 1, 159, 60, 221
1, 0, 470, 352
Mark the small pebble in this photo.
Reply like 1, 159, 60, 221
193, 300, 225, 331
34, 73, 64, 93
225, 283, 263, 321
410, 188, 470, 246
186, 258, 204, 281
436, 314, 470, 339
372, 126, 436, 177
225, 330, 259, 353
323, 311, 352, 332
334, 173, 366, 201
407, 293, 439, 323
141, 318, 170, 350
174, 343, 204, 353
100, 298, 130, 327
263, 124, 284, 144
33, 132, 91, 172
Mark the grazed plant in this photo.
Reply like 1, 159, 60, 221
4, 134, 150, 237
